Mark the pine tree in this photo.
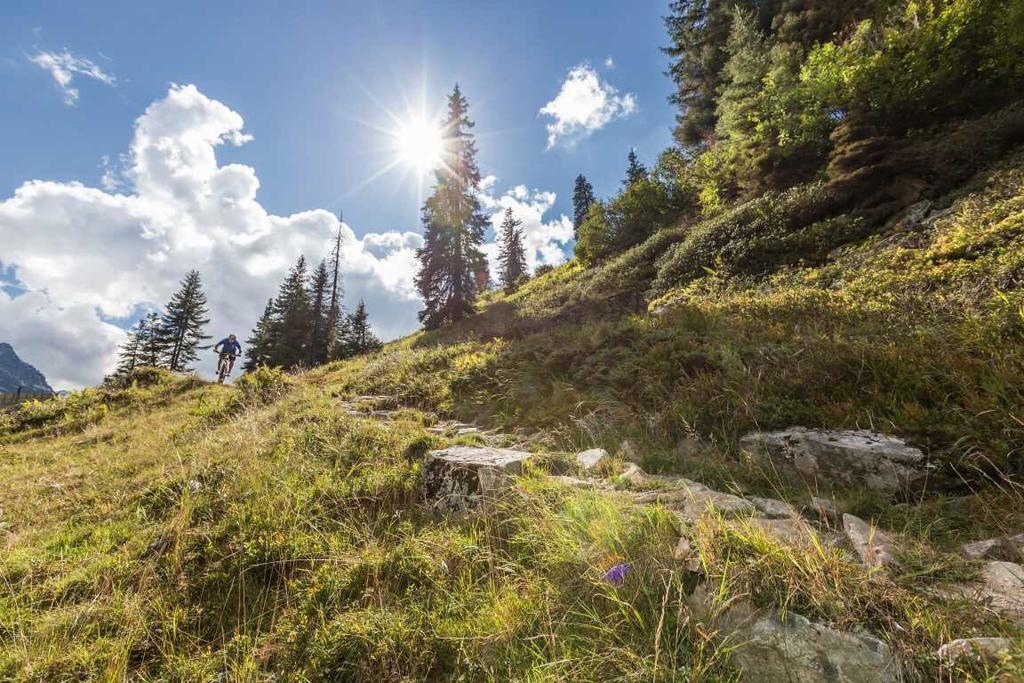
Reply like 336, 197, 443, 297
114, 320, 144, 377
345, 299, 382, 356
415, 84, 489, 330
663, 0, 765, 149
307, 260, 331, 366
160, 269, 211, 372
572, 174, 595, 239
624, 149, 648, 186
243, 299, 274, 372
496, 208, 528, 294
138, 312, 165, 367
326, 216, 345, 350
269, 256, 314, 369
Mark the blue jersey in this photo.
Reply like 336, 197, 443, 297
215, 338, 242, 355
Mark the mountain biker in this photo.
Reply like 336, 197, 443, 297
213, 334, 242, 378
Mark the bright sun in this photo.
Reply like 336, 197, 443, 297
394, 119, 443, 173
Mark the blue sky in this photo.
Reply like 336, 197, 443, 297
0, 1, 677, 388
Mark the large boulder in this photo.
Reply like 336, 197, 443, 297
740, 428, 926, 497
687, 583, 900, 682
423, 446, 531, 514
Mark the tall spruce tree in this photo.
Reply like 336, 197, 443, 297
138, 312, 165, 367
624, 149, 648, 186
326, 217, 345, 351
496, 208, 528, 294
415, 84, 488, 329
269, 256, 314, 369
160, 269, 211, 372
345, 299, 382, 355
572, 174, 595, 239
307, 260, 331, 366
663, 0, 765, 149
114, 320, 144, 377
243, 299, 274, 371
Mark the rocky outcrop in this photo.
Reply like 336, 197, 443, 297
423, 446, 531, 514
749, 496, 798, 519
937, 637, 1013, 666
741, 428, 926, 497
687, 583, 900, 683
630, 478, 755, 522
842, 514, 899, 569
961, 533, 1024, 561
0, 343, 52, 394
980, 561, 1024, 622
576, 448, 609, 473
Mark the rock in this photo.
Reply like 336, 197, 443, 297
743, 517, 822, 547
634, 478, 755, 522
749, 496, 798, 519
620, 463, 647, 486
961, 533, 1024, 562
549, 475, 603, 490
687, 583, 899, 682
842, 514, 899, 569
619, 439, 640, 463
740, 428, 926, 497
456, 427, 481, 436
426, 426, 446, 435
423, 446, 531, 514
980, 561, 1024, 621
937, 637, 1013, 665
804, 496, 843, 525
576, 448, 610, 473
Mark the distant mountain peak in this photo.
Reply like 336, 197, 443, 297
0, 343, 54, 394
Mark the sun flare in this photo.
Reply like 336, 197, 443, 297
394, 118, 443, 173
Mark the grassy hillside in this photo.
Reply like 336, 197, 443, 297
4, 135, 1024, 682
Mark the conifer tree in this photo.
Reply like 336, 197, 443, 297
269, 256, 313, 369
572, 174, 595, 239
138, 312, 165, 367
326, 217, 345, 350
345, 299, 382, 355
160, 269, 211, 372
624, 148, 648, 186
307, 260, 331, 366
243, 299, 274, 371
415, 84, 488, 329
496, 208, 528, 294
114, 320, 144, 377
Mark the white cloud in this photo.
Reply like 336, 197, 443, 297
28, 49, 116, 106
478, 182, 574, 277
604, 56, 615, 69
0, 84, 425, 388
539, 63, 636, 149
1, 84, 572, 389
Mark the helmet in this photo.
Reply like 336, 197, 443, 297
228, 334, 236, 340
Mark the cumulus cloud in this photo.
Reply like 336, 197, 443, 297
478, 180, 574, 276
28, 49, 116, 105
539, 63, 636, 149
0, 84, 424, 388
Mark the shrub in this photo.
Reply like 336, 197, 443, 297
231, 366, 292, 407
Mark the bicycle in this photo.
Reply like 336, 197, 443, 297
216, 352, 237, 384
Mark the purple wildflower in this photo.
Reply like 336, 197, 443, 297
602, 562, 632, 586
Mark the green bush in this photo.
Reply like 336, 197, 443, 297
231, 366, 292, 407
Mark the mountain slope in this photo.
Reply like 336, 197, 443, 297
0, 343, 52, 394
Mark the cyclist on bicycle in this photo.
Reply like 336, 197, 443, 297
213, 334, 242, 378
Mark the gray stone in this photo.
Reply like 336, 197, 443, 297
576, 448, 610, 473
749, 496, 798, 519
980, 561, 1024, 621
937, 637, 1013, 665
961, 533, 1024, 561
805, 496, 843, 525
456, 426, 481, 436
633, 478, 755, 522
423, 446, 531, 514
620, 463, 647, 486
743, 517, 822, 546
843, 514, 899, 569
619, 439, 640, 463
740, 428, 926, 497
687, 583, 899, 683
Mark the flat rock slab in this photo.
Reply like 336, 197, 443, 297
687, 583, 899, 683
741, 517, 822, 547
981, 561, 1024, 622
843, 514, 899, 569
749, 496, 798, 519
961, 533, 1024, 561
632, 478, 755, 522
741, 428, 926, 497
937, 637, 1013, 665
423, 446, 531, 514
